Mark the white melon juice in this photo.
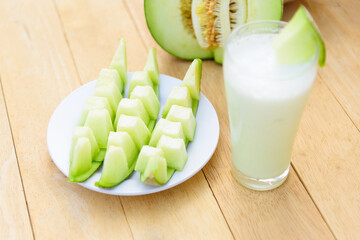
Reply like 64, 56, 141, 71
223, 22, 318, 190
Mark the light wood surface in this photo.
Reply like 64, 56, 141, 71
0, 0, 358, 239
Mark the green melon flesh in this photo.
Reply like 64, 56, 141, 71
110, 38, 127, 87
107, 131, 138, 166
84, 109, 114, 149
144, 0, 213, 60
247, 0, 283, 22
97, 68, 123, 94
78, 96, 114, 126
181, 58, 201, 100
114, 98, 150, 128
149, 118, 185, 147
69, 137, 102, 183
94, 84, 122, 113
166, 105, 196, 141
156, 135, 188, 171
128, 71, 154, 97
274, 6, 326, 67
135, 146, 164, 173
116, 115, 151, 149
95, 146, 135, 188
144, 48, 160, 85
70, 127, 99, 160
130, 86, 160, 120
162, 86, 192, 118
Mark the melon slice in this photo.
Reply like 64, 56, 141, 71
114, 98, 150, 128
97, 68, 122, 94
70, 127, 99, 161
181, 58, 201, 100
135, 146, 164, 173
95, 146, 136, 188
78, 96, 114, 125
94, 84, 122, 113
69, 137, 102, 182
116, 115, 151, 149
84, 109, 114, 149
162, 86, 192, 118
110, 38, 127, 86
144, 48, 160, 85
149, 118, 185, 147
130, 86, 160, 120
156, 135, 188, 171
128, 71, 153, 97
107, 131, 138, 166
166, 105, 196, 141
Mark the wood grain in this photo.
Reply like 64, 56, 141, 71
54, 0, 234, 239
125, 0, 334, 239
0, 81, 33, 240
0, 0, 132, 239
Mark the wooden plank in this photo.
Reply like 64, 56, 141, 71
125, 1, 335, 239
54, 0, 234, 239
0, 81, 33, 240
0, 0, 133, 239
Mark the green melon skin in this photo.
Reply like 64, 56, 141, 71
114, 98, 150, 128
107, 131, 138, 167
149, 118, 185, 147
128, 71, 154, 97
166, 105, 196, 142
110, 38, 127, 87
116, 115, 151, 150
95, 146, 136, 188
162, 86, 192, 118
97, 68, 123, 94
78, 96, 114, 126
68, 137, 102, 183
181, 58, 201, 100
144, 0, 213, 60
84, 109, 114, 149
274, 5, 326, 67
94, 84, 122, 113
130, 86, 160, 120
247, 0, 283, 22
156, 135, 188, 171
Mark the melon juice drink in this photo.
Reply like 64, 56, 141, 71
223, 21, 318, 190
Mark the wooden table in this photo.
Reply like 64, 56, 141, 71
0, 0, 359, 239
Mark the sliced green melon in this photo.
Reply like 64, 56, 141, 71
94, 84, 122, 113
274, 5, 326, 67
116, 115, 151, 149
95, 146, 135, 188
114, 98, 150, 128
78, 96, 114, 126
97, 68, 122, 94
128, 71, 153, 97
130, 86, 160, 120
247, 0, 283, 22
135, 146, 164, 173
144, 0, 213, 60
156, 135, 188, 171
84, 109, 114, 149
110, 38, 127, 87
149, 118, 185, 147
70, 127, 99, 161
166, 105, 196, 141
162, 86, 192, 118
181, 58, 201, 100
107, 131, 138, 166
144, 48, 160, 85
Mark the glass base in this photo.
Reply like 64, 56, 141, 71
232, 165, 290, 191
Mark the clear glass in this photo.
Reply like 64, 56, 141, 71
223, 21, 318, 191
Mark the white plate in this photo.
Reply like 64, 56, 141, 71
47, 73, 219, 196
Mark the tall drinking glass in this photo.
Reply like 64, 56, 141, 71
223, 21, 318, 191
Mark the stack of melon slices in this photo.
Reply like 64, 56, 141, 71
68, 39, 202, 188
